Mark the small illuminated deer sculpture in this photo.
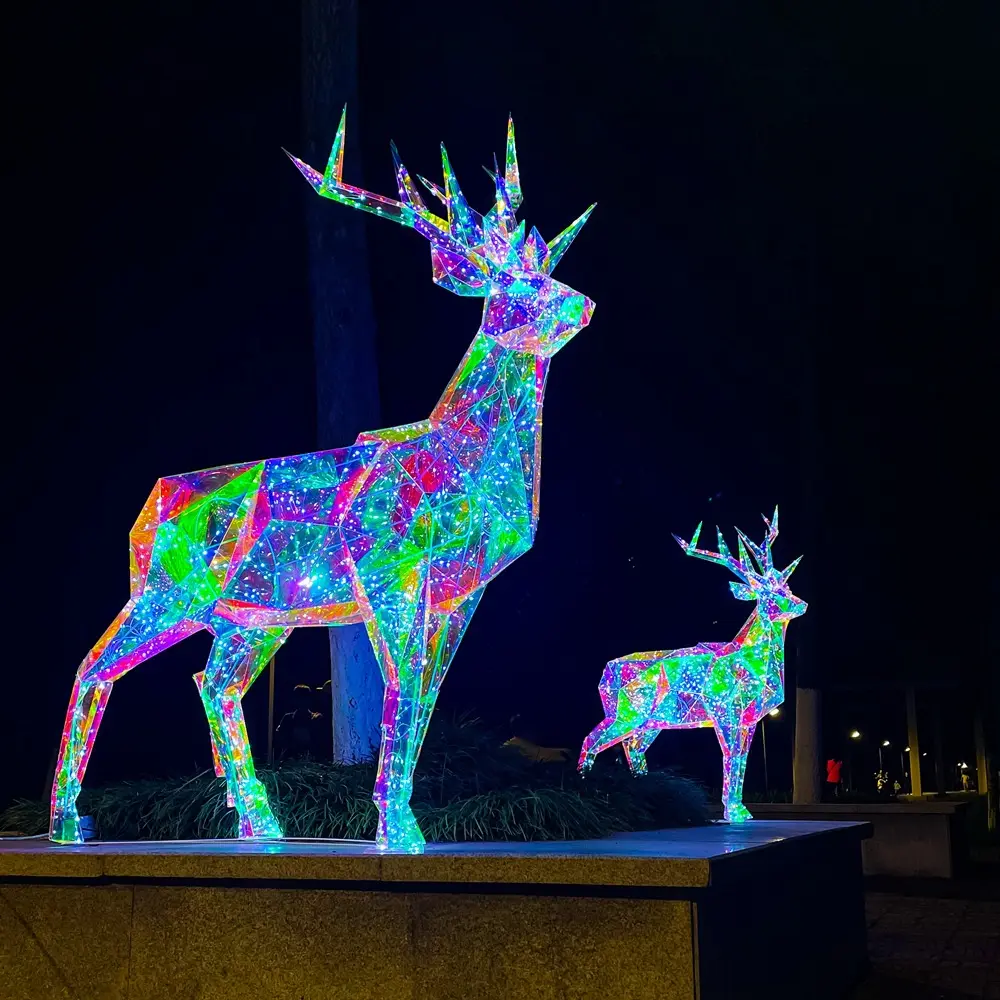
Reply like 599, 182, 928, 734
50, 109, 595, 852
578, 509, 806, 822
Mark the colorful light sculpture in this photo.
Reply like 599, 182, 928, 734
578, 509, 806, 822
50, 109, 596, 853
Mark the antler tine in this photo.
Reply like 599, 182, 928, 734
541, 204, 597, 275
674, 522, 751, 583
418, 174, 448, 206
490, 152, 516, 232
505, 116, 522, 210
780, 555, 803, 583
286, 105, 452, 242
761, 506, 779, 542
440, 143, 484, 246
672, 520, 703, 552
390, 140, 429, 214
758, 505, 779, 572
736, 534, 757, 579
736, 528, 765, 574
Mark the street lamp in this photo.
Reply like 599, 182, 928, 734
878, 740, 889, 772
850, 730, 861, 740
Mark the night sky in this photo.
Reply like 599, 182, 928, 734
8, 2, 996, 809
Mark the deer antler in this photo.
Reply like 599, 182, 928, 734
676, 505, 803, 608
286, 107, 595, 275
673, 522, 754, 583
760, 505, 779, 572
735, 505, 780, 575
284, 106, 469, 252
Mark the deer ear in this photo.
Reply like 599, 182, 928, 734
729, 581, 756, 601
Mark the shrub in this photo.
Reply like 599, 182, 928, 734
2, 716, 710, 841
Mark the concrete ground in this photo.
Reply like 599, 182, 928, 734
853, 875, 1000, 999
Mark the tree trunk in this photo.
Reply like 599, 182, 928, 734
302, 0, 383, 762
974, 708, 989, 796
792, 686, 822, 803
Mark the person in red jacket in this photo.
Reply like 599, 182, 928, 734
826, 758, 843, 799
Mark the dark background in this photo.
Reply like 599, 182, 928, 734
7, 2, 995, 808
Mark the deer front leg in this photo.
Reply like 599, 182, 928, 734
193, 671, 231, 805
578, 716, 646, 773
579, 661, 655, 773
51, 599, 201, 844
50, 676, 113, 844
714, 720, 757, 823
366, 585, 483, 853
622, 727, 661, 776
198, 625, 290, 838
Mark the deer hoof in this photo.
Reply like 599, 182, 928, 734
723, 803, 753, 824
49, 809, 83, 845
376, 804, 426, 854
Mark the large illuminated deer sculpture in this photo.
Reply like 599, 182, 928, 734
578, 509, 806, 822
50, 108, 595, 852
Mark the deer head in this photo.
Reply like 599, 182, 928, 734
673, 507, 807, 624
286, 108, 595, 358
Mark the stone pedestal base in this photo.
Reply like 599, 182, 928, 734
0, 821, 870, 1000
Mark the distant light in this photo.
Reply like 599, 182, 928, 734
849, 730, 861, 740
959, 761, 968, 769
881, 740, 890, 747
768, 708, 780, 717
904, 746, 910, 752
922, 752, 928, 757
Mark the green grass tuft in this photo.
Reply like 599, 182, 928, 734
2, 716, 710, 841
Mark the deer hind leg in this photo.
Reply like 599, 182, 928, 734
50, 600, 203, 844
366, 583, 484, 853
196, 625, 290, 839
713, 720, 757, 823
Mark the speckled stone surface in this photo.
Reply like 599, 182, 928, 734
0, 822, 870, 1000
128, 886, 414, 1000
120, 887, 694, 1000
0, 820, 866, 885
407, 893, 694, 1000
0, 885, 132, 1000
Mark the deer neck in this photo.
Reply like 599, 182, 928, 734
736, 610, 788, 707
431, 329, 550, 531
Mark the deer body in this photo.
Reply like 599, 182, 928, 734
578, 511, 805, 822
50, 111, 594, 852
